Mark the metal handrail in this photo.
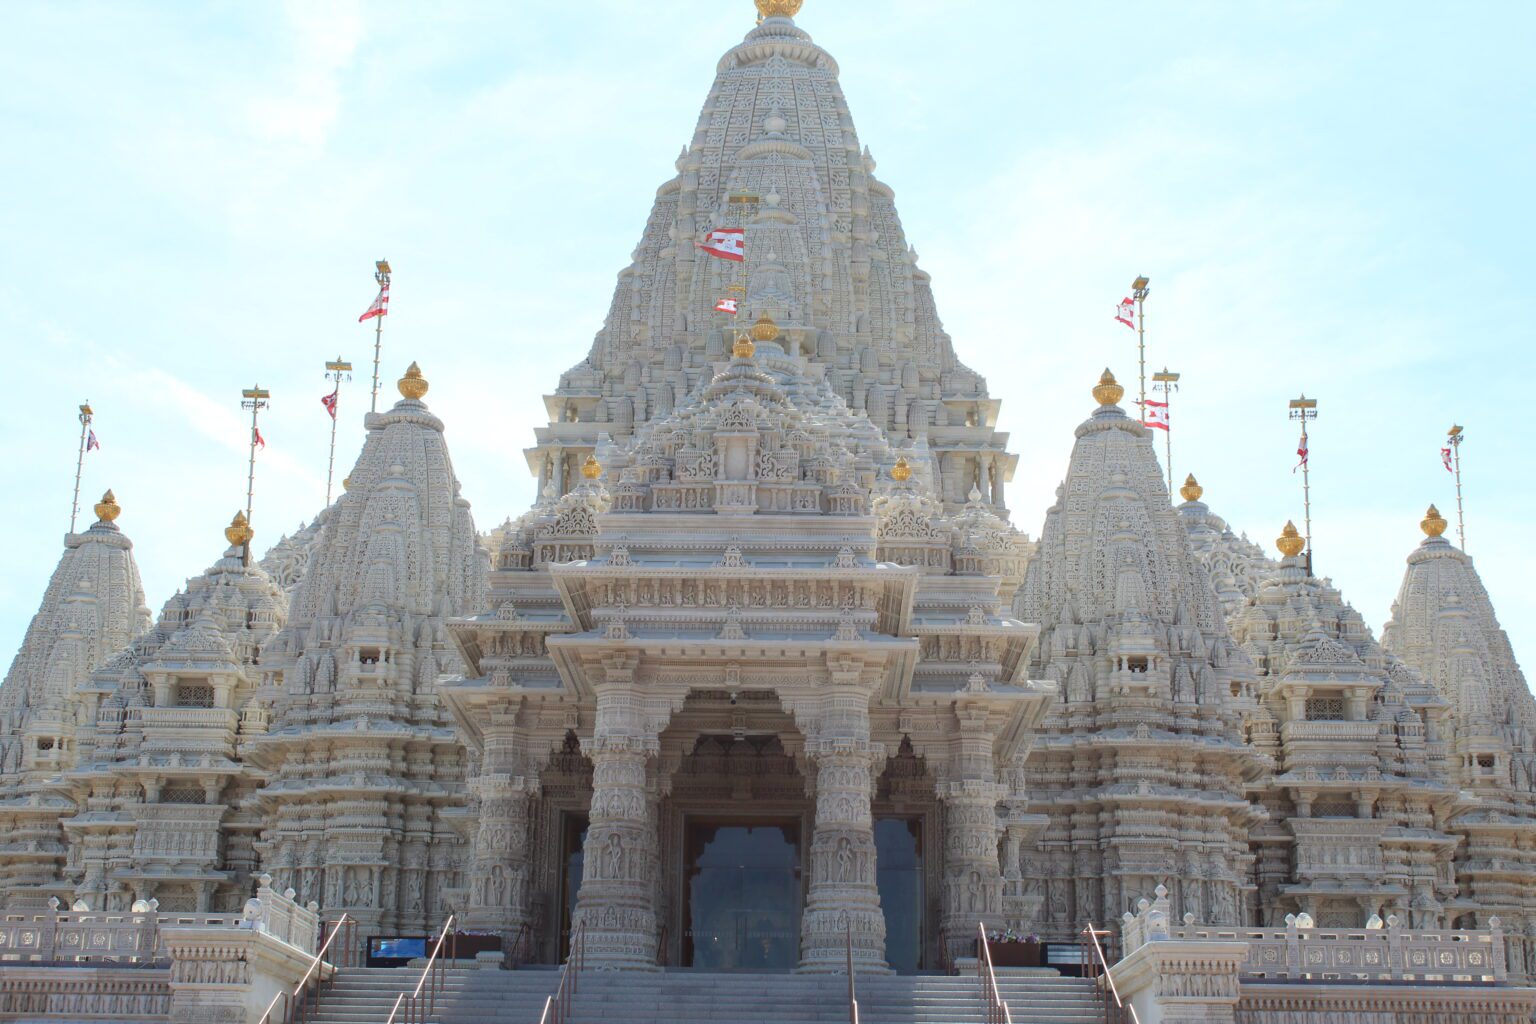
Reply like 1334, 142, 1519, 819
537, 923, 584, 1024
505, 921, 536, 968
1081, 924, 1140, 1024
976, 924, 1013, 1024
385, 915, 456, 1024
256, 912, 353, 1024
845, 919, 860, 1024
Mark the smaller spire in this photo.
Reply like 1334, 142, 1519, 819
397, 362, 429, 400
225, 511, 254, 548
1180, 474, 1203, 503
582, 454, 603, 481
1421, 503, 1448, 538
1092, 368, 1124, 407
1276, 520, 1305, 558
891, 457, 912, 483
94, 489, 121, 524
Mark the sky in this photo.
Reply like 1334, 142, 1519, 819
1, 1, 1531, 678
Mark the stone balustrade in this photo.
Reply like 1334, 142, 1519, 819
1123, 885, 1505, 984
1112, 886, 1518, 1024
0, 875, 319, 964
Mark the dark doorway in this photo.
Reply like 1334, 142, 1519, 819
559, 813, 588, 961
683, 819, 802, 969
875, 817, 924, 973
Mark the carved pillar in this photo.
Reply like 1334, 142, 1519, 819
465, 711, 537, 942
794, 656, 887, 972
939, 704, 1005, 960
572, 659, 672, 969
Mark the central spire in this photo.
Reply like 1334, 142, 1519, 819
530, 1, 1016, 514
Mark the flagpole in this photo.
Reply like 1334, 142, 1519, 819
1448, 424, 1466, 550
1132, 275, 1150, 418
369, 259, 391, 413
1151, 369, 1180, 497
241, 385, 271, 565
68, 402, 93, 533
323, 356, 353, 505
1289, 394, 1319, 574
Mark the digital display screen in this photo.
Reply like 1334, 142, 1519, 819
370, 937, 428, 959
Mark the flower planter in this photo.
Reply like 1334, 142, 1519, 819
986, 940, 1042, 968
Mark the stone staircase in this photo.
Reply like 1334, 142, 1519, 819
301, 966, 1101, 1024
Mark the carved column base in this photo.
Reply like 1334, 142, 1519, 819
798, 828, 888, 973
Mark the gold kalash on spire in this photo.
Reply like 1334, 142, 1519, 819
756, 0, 804, 19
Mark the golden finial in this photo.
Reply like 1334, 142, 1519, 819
93, 490, 121, 524
1276, 520, 1306, 558
891, 457, 912, 483
225, 511, 254, 548
581, 454, 603, 480
1092, 368, 1124, 407
756, 0, 804, 17
750, 313, 780, 343
732, 332, 756, 359
1421, 504, 1448, 538
341, 476, 351, 492
1180, 474, 1203, 503
397, 361, 429, 400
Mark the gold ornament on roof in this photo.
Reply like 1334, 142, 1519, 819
732, 332, 756, 359
891, 457, 912, 483
397, 362, 429, 400
341, 476, 351, 492
1092, 368, 1124, 407
225, 511, 254, 547
1276, 520, 1305, 558
582, 454, 603, 480
1421, 504, 1448, 538
94, 490, 121, 524
1180, 474, 1203, 503
750, 313, 780, 343
756, 0, 804, 18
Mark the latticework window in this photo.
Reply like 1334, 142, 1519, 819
174, 683, 214, 708
1305, 697, 1345, 721
161, 787, 205, 804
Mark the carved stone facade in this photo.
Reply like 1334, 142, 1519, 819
0, 2, 1533, 1002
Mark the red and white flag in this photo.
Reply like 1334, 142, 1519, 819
358, 282, 390, 322
715, 297, 740, 315
253, 427, 266, 450
1143, 399, 1169, 431
697, 227, 745, 262
86, 430, 100, 452
1115, 297, 1135, 328
1441, 446, 1453, 472
321, 389, 339, 420
1294, 433, 1308, 472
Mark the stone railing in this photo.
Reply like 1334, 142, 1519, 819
0, 875, 319, 964
1121, 885, 1506, 984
